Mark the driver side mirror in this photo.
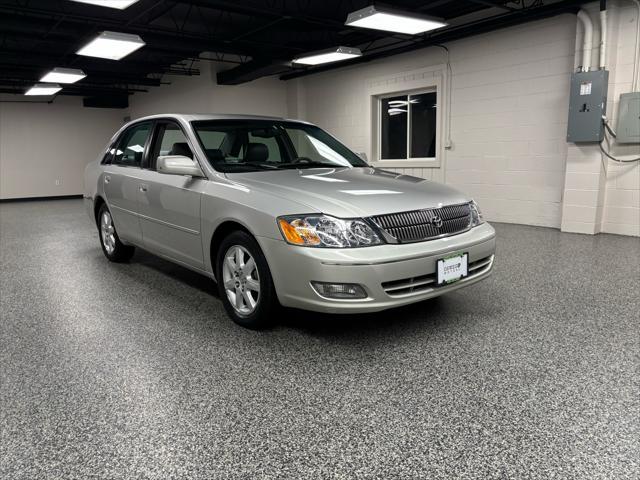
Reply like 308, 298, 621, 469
157, 155, 204, 177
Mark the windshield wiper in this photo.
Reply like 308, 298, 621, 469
275, 160, 339, 169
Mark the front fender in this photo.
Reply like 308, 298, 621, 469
200, 179, 317, 275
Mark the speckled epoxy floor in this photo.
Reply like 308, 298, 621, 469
0, 199, 638, 479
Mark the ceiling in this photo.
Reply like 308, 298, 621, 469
0, 0, 589, 106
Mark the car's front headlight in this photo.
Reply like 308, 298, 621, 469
470, 200, 485, 227
277, 214, 382, 248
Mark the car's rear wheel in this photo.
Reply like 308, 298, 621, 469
98, 203, 135, 262
216, 231, 278, 329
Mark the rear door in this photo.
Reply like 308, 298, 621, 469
102, 121, 152, 244
136, 120, 205, 269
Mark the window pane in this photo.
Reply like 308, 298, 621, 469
158, 124, 192, 158
380, 95, 408, 160
113, 122, 151, 166
410, 92, 437, 158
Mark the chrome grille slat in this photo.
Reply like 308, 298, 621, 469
381, 255, 494, 297
371, 202, 472, 243
468, 257, 492, 271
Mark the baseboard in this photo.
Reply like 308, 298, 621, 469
0, 194, 83, 203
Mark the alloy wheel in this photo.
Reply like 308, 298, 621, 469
222, 245, 261, 316
100, 211, 116, 255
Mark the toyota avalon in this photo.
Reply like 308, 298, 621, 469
84, 114, 495, 328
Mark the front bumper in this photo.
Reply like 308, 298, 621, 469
259, 222, 496, 313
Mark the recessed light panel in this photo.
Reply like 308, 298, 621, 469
76, 31, 145, 60
25, 84, 62, 96
40, 67, 86, 84
293, 46, 362, 66
346, 6, 447, 35
69, 0, 141, 9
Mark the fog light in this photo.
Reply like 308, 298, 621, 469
311, 282, 367, 299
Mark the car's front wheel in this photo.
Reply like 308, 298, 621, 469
216, 231, 278, 329
97, 203, 135, 262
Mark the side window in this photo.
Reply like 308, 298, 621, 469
112, 122, 152, 167
157, 123, 192, 159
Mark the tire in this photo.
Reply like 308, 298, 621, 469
216, 230, 278, 329
97, 203, 135, 263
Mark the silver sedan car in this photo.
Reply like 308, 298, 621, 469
84, 114, 495, 328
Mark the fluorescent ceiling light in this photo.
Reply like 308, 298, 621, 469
293, 46, 362, 66
25, 83, 62, 96
69, 0, 141, 9
40, 67, 86, 84
345, 6, 447, 35
77, 31, 145, 60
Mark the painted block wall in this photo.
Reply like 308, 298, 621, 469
289, 1, 638, 236
0, 61, 288, 200
601, 2, 640, 236
128, 61, 288, 119
0, 96, 124, 199
561, 1, 640, 237
294, 14, 578, 229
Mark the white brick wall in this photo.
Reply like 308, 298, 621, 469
293, 14, 577, 228
600, 3, 640, 236
129, 61, 288, 119
561, 2, 640, 237
291, 1, 638, 236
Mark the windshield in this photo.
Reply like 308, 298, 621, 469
191, 120, 368, 173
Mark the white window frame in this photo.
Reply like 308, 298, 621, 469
366, 65, 445, 169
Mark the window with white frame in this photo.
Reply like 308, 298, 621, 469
379, 89, 437, 162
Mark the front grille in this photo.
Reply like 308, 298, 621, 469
382, 255, 493, 297
370, 203, 472, 243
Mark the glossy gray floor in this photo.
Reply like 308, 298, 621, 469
1, 199, 638, 479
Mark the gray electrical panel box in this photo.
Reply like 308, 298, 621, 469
615, 92, 640, 144
567, 70, 609, 143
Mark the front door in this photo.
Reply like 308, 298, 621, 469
136, 121, 205, 269
102, 122, 152, 244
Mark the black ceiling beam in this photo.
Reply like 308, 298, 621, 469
0, 15, 249, 57
169, 0, 350, 30
281, 0, 592, 80
0, 79, 146, 95
217, 59, 293, 85
467, 0, 518, 12
0, 65, 163, 86
0, 4, 291, 56
0, 49, 172, 74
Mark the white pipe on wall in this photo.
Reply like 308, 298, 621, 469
577, 10, 593, 72
599, 9, 607, 69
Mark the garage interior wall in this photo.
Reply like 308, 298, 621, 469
290, 1, 638, 236
127, 61, 288, 119
0, 0, 637, 236
562, 1, 640, 236
0, 96, 124, 199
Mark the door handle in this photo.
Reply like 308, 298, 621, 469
139, 183, 148, 192
104, 175, 111, 184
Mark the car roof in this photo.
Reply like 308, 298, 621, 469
129, 113, 312, 125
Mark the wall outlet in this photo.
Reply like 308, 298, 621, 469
55, 179, 62, 186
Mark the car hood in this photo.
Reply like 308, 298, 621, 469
227, 167, 470, 217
